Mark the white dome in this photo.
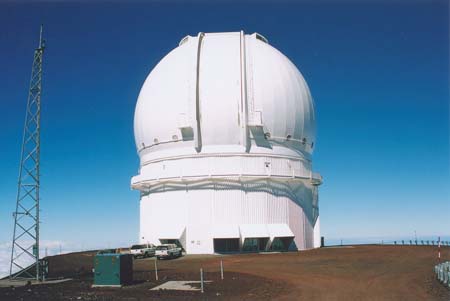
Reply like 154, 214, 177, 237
132, 32, 322, 254
134, 31, 316, 164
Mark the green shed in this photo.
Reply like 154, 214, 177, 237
93, 253, 133, 287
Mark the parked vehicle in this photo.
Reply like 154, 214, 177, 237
130, 243, 156, 258
155, 244, 182, 259
116, 247, 131, 254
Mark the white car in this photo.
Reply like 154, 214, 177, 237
130, 243, 156, 258
155, 244, 182, 259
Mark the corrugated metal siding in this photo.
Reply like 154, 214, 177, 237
242, 191, 266, 223
140, 191, 188, 245
141, 181, 314, 253
186, 189, 214, 253
266, 193, 288, 223
212, 186, 242, 224
304, 214, 314, 249
288, 200, 305, 250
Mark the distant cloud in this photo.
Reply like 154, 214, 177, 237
0, 240, 94, 279
0, 245, 11, 279
0, 239, 136, 278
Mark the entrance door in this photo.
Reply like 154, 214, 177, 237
242, 237, 269, 252
213, 239, 239, 253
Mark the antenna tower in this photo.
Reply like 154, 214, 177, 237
10, 25, 45, 280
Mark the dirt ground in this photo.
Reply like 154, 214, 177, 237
1, 245, 449, 300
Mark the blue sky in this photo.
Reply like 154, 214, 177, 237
0, 0, 448, 256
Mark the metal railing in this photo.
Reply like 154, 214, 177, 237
390, 240, 450, 246
325, 239, 450, 247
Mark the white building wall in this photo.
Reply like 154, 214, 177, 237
304, 215, 315, 249
288, 198, 306, 250
186, 189, 214, 253
140, 190, 188, 247
313, 216, 321, 248
140, 181, 316, 254
134, 155, 314, 186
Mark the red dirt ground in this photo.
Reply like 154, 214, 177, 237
1, 245, 449, 300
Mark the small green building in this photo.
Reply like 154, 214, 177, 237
93, 253, 133, 287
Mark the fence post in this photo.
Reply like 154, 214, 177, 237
220, 260, 224, 280
155, 259, 158, 281
438, 237, 441, 263
200, 268, 204, 293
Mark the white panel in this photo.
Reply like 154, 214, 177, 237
240, 224, 269, 238
157, 226, 186, 240
140, 191, 188, 246
242, 191, 267, 224
199, 33, 241, 146
267, 224, 294, 238
186, 189, 214, 254
213, 224, 240, 239
266, 193, 280, 223
241, 156, 265, 175
212, 157, 238, 176
270, 158, 286, 175
250, 36, 315, 152
213, 187, 242, 224
134, 42, 192, 148
313, 216, 321, 248
288, 199, 305, 250
304, 214, 314, 249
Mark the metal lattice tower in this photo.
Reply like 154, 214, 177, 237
10, 25, 45, 280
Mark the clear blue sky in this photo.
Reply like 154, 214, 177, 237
0, 1, 448, 248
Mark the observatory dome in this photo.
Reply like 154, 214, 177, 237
131, 32, 322, 254
134, 32, 316, 165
